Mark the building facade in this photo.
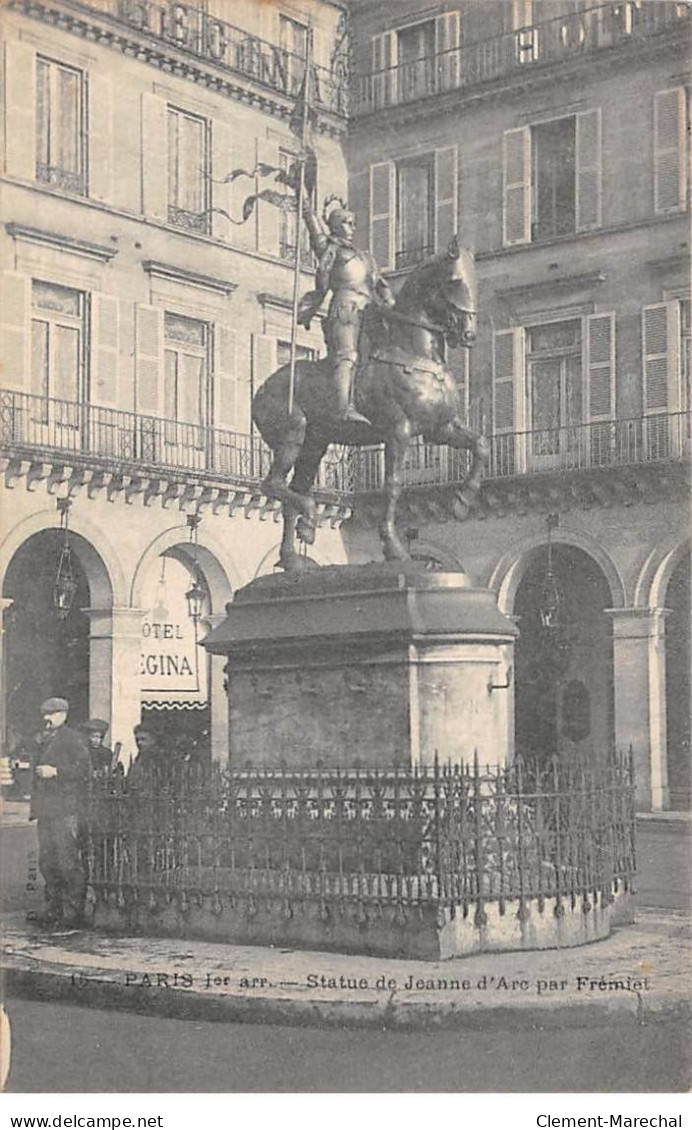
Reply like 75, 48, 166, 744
344, 0, 690, 811
0, 0, 352, 763
1, 0, 689, 811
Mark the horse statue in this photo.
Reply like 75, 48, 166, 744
252, 238, 489, 571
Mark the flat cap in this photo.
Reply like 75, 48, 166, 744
41, 697, 69, 714
81, 718, 109, 735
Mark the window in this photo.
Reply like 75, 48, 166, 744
36, 57, 85, 194
278, 149, 314, 265
526, 319, 582, 461
369, 148, 458, 271
164, 313, 210, 448
167, 107, 210, 233
396, 155, 435, 269
681, 299, 691, 428
396, 20, 436, 102
276, 340, 316, 368
654, 88, 688, 214
532, 117, 576, 240
503, 110, 601, 246
31, 280, 85, 426
279, 15, 308, 95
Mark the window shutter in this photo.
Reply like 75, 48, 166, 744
435, 12, 461, 92
434, 146, 458, 253
369, 161, 395, 271
576, 108, 602, 231
371, 31, 397, 108
141, 93, 168, 221
252, 333, 278, 390
91, 294, 119, 408
492, 328, 525, 433
642, 302, 681, 415
256, 135, 281, 255
654, 88, 687, 213
211, 118, 232, 241
88, 73, 113, 204
215, 325, 238, 429
0, 272, 30, 391
312, 27, 330, 108
4, 41, 36, 181
502, 127, 531, 246
135, 304, 163, 415
584, 312, 615, 422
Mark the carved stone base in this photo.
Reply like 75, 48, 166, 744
203, 563, 518, 768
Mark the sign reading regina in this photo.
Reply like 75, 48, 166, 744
140, 556, 208, 706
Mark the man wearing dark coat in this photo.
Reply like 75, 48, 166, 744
30, 697, 91, 928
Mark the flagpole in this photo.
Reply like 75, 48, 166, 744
287, 28, 312, 420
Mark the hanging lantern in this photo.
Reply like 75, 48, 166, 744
185, 570, 205, 625
186, 513, 204, 625
53, 499, 77, 619
538, 513, 561, 631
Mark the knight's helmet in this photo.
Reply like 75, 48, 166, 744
323, 194, 355, 235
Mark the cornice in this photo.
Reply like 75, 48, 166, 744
5, 222, 118, 262
257, 291, 325, 320
495, 272, 606, 301
142, 260, 236, 296
8, 0, 347, 139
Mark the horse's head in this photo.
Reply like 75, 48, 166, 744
395, 237, 478, 350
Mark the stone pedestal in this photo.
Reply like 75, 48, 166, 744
203, 564, 518, 768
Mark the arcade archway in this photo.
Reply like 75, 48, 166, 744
513, 545, 614, 763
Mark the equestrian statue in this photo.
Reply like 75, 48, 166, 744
252, 192, 488, 571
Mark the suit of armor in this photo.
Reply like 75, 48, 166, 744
298, 201, 393, 425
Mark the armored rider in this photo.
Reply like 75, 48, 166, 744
297, 195, 394, 426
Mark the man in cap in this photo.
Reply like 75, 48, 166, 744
79, 718, 115, 777
29, 697, 91, 929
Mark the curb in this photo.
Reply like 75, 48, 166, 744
3, 960, 691, 1032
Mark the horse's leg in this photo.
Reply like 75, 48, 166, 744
430, 417, 489, 507
379, 420, 412, 561
290, 433, 329, 547
260, 414, 313, 518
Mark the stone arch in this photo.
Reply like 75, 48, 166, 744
408, 538, 465, 571
130, 524, 236, 613
489, 529, 626, 616
0, 507, 120, 608
635, 537, 691, 609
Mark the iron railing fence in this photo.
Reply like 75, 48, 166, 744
355, 1, 688, 115
0, 388, 352, 493
1, 390, 688, 495
84, 750, 635, 924
66, 0, 348, 117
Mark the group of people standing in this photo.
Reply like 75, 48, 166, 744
27, 697, 168, 930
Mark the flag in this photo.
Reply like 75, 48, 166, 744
288, 63, 318, 148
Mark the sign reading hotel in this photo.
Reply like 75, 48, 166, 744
140, 556, 208, 707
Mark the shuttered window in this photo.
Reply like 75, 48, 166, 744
164, 313, 209, 448
584, 312, 615, 422
492, 327, 526, 475
36, 57, 85, 195
369, 161, 395, 271
654, 88, 687, 214
167, 107, 210, 234
503, 127, 531, 245
31, 280, 85, 426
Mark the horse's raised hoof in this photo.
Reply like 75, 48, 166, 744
278, 550, 312, 573
296, 514, 316, 545
456, 481, 481, 510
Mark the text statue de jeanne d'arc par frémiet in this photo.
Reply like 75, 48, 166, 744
213, 32, 487, 572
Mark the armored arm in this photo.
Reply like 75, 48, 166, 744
301, 197, 329, 261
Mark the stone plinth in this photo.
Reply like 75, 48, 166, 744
202, 563, 518, 768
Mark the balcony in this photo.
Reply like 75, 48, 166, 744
1, 391, 688, 518
62, 0, 347, 117
348, 412, 692, 493
0, 389, 353, 501
355, 1, 689, 116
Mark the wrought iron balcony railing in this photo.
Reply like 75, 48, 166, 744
69, 0, 348, 117
0, 389, 351, 494
36, 163, 86, 196
394, 245, 435, 271
355, 1, 689, 115
1, 391, 688, 498
349, 412, 692, 493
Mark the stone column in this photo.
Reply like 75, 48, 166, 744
0, 598, 15, 751
201, 612, 229, 765
607, 607, 670, 812
85, 607, 144, 765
